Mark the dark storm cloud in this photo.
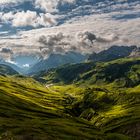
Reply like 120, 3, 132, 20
0, 47, 13, 54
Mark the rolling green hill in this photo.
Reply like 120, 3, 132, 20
32, 62, 95, 84
1, 75, 132, 140
0, 75, 103, 140
80, 58, 140, 87
0, 57, 140, 139
47, 83, 140, 139
36, 57, 140, 87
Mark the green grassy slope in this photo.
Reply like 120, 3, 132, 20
80, 58, 140, 87
32, 62, 95, 84
32, 57, 140, 140
0, 75, 122, 140
1, 57, 140, 139
51, 84, 140, 140
37, 57, 140, 87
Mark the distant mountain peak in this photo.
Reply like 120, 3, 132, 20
88, 45, 138, 62
27, 51, 88, 74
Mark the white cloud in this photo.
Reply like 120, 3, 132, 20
0, 0, 19, 4
12, 10, 38, 27
37, 13, 57, 27
35, 0, 59, 13
3, 11, 139, 55
1, 12, 14, 22
35, 0, 76, 13
96, 34, 119, 43
23, 64, 30, 67
0, 10, 57, 27
0, 31, 9, 35
5, 59, 17, 65
0, 0, 30, 4
0, 0, 140, 60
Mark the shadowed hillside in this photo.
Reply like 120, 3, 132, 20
88, 45, 137, 62
0, 64, 19, 76
37, 57, 140, 87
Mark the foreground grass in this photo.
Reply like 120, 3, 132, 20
0, 76, 107, 140
52, 85, 140, 140
0, 75, 138, 139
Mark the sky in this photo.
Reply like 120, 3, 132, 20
0, 0, 140, 66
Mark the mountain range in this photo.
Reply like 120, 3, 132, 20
1, 45, 140, 75
28, 51, 87, 74
88, 45, 138, 62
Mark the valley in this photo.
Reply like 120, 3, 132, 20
0, 0, 140, 139
0, 54, 140, 140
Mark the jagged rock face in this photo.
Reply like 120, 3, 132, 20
88, 45, 137, 62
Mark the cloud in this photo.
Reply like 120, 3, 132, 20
37, 30, 120, 57
35, 0, 59, 13
0, 0, 140, 60
76, 31, 96, 47
5, 59, 17, 65
39, 32, 64, 45
0, 31, 10, 36
0, 0, 30, 9
0, 12, 14, 22
0, 47, 13, 54
37, 13, 57, 27
38, 32, 66, 56
12, 10, 38, 27
23, 64, 30, 68
35, 0, 76, 13
0, 47, 13, 62
75, 31, 119, 49
96, 34, 119, 43
1, 0, 139, 29
0, 0, 30, 5
0, 10, 57, 27
0, 0, 19, 4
